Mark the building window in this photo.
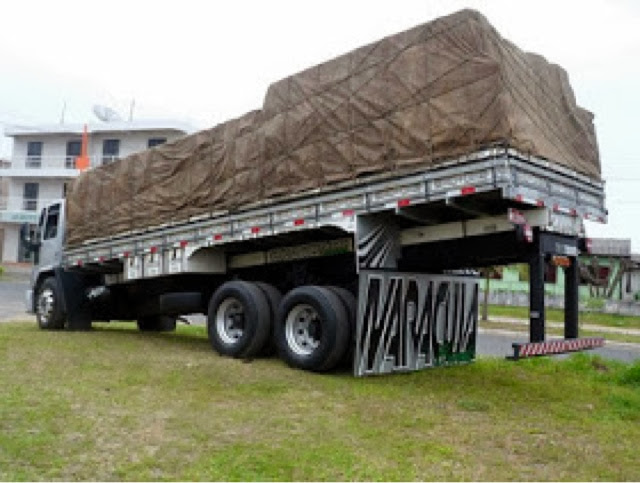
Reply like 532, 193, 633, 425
66, 140, 82, 169
102, 139, 120, 164
23, 182, 39, 211
26, 141, 43, 168
148, 137, 167, 148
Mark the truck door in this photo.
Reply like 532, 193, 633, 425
38, 202, 64, 269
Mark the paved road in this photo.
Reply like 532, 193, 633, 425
477, 328, 640, 363
0, 276, 34, 322
2, 275, 638, 362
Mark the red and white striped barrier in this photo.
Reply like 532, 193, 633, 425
511, 337, 604, 360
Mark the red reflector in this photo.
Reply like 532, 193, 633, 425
294, 219, 305, 226
570, 209, 577, 216
76, 260, 83, 266
150, 246, 158, 254
524, 224, 533, 243
123, 251, 130, 258
553, 204, 559, 211
251, 227, 260, 234
342, 209, 354, 217
536, 199, 544, 207
214, 234, 222, 241
180, 240, 188, 248
397, 199, 411, 207
515, 194, 524, 202
99, 256, 105, 263
461, 186, 476, 196
586, 238, 593, 253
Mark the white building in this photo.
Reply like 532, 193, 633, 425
0, 120, 194, 263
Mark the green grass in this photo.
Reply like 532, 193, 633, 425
1, 321, 639, 481
487, 304, 640, 329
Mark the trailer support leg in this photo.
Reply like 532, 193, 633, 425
564, 256, 579, 339
529, 252, 545, 343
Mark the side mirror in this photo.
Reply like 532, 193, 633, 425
20, 223, 40, 252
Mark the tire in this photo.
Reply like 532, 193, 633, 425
326, 286, 356, 331
207, 281, 271, 358
326, 286, 357, 368
276, 286, 350, 372
137, 315, 177, 332
36, 277, 66, 330
254, 282, 282, 356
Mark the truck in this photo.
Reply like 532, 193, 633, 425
22, 10, 606, 375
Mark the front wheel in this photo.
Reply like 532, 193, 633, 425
36, 277, 66, 330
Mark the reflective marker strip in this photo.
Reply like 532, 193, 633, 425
331, 209, 355, 218
460, 186, 476, 195
553, 204, 578, 216
512, 338, 604, 359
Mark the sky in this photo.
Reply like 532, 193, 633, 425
1, 0, 639, 249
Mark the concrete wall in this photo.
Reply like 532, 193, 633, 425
488, 259, 631, 301
11, 129, 183, 168
2, 224, 20, 263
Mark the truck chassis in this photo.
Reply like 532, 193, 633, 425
27, 147, 607, 375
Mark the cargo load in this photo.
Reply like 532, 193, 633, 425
66, 9, 600, 246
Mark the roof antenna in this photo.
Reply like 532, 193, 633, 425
60, 101, 66, 124
129, 99, 135, 121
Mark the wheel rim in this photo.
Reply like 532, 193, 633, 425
285, 304, 322, 356
215, 297, 245, 344
38, 288, 55, 325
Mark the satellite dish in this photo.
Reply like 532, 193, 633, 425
92, 105, 123, 122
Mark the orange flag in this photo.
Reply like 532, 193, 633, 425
75, 124, 90, 171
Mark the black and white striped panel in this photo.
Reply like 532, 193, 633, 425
355, 270, 478, 376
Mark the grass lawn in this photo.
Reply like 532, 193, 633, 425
1, 321, 639, 481
486, 304, 640, 329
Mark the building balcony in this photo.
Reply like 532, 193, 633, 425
0, 196, 60, 224
1, 156, 83, 178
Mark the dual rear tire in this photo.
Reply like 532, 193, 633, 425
207, 282, 355, 372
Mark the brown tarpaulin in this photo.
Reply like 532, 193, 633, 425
66, 9, 600, 246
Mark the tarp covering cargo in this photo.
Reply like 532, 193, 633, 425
67, 9, 600, 246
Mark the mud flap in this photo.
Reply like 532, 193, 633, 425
54, 267, 96, 330
354, 270, 478, 376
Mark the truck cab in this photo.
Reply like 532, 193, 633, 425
23, 200, 65, 321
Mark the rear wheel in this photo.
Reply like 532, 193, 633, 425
36, 277, 66, 330
207, 281, 271, 358
326, 286, 357, 368
137, 315, 177, 332
254, 282, 282, 355
276, 286, 350, 372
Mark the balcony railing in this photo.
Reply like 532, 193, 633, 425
2, 156, 83, 171
1, 155, 122, 171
